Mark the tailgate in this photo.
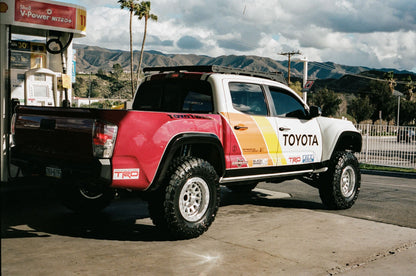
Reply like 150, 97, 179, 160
13, 106, 96, 161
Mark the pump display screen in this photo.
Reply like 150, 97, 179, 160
33, 85, 48, 98
34, 74, 46, 81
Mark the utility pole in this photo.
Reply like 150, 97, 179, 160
279, 50, 301, 85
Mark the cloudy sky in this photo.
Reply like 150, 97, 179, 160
62, 0, 415, 72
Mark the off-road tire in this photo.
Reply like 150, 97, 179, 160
319, 151, 361, 210
148, 157, 220, 239
59, 181, 115, 213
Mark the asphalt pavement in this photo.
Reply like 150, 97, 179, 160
1, 172, 416, 275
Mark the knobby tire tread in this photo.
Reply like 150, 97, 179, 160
148, 156, 220, 239
319, 151, 361, 210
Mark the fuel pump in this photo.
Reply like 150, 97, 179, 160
24, 67, 58, 106
46, 31, 73, 107
0, 0, 87, 183
9, 32, 74, 107
9, 40, 55, 106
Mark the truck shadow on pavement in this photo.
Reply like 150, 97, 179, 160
1, 186, 324, 242
220, 187, 324, 210
1, 192, 170, 242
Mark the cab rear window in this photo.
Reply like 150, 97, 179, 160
133, 79, 213, 113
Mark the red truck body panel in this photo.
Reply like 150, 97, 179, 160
110, 111, 224, 190
12, 106, 233, 191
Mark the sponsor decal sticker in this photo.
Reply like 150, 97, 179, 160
253, 158, 268, 166
288, 156, 302, 164
232, 158, 248, 168
113, 168, 140, 180
302, 154, 315, 163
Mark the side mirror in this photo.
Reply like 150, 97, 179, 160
309, 106, 322, 118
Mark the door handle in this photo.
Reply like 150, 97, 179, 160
279, 127, 291, 131
234, 125, 248, 130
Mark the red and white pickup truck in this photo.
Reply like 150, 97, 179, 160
11, 65, 362, 239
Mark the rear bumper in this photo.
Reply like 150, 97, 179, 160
11, 150, 112, 184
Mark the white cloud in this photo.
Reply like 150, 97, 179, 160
65, 0, 416, 72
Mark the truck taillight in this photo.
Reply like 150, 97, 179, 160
92, 121, 118, 158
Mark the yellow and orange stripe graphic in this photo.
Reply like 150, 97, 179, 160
222, 112, 287, 168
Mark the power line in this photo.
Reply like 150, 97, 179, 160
299, 61, 413, 85
344, 73, 412, 85
307, 61, 360, 75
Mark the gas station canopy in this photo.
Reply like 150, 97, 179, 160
0, 0, 86, 37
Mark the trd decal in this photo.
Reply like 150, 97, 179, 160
283, 134, 319, 146
113, 168, 140, 180
288, 156, 302, 164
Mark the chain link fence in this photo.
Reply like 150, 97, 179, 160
354, 124, 416, 169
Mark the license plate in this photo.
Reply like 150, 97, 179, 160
45, 166, 62, 179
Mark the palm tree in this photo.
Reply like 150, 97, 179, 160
404, 76, 414, 101
118, 0, 139, 97
135, 1, 158, 87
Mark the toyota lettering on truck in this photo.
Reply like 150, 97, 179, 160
11, 65, 362, 239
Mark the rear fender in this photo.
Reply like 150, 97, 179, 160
147, 133, 225, 192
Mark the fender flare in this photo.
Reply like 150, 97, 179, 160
331, 131, 362, 159
147, 132, 225, 191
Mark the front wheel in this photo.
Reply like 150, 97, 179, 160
148, 157, 220, 239
319, 152, 361, 210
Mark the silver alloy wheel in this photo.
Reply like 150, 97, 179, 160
179, 177, 210, 222
340, 165, 356, 198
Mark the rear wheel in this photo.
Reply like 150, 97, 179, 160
319, 151, 361, 210
59, 181, 115, 213
148, 157, 220, 239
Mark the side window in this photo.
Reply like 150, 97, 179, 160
269, 86, 308, 119
229, 82, 268, 116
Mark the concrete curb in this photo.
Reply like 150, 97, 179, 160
361, 169, 416, 179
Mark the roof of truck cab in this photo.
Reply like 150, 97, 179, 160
143, 65, 287, 85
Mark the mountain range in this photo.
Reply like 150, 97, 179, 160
73, 44, 415, 81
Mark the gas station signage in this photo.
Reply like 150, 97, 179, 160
0, 0, 86, 36
15, 0, 77, 30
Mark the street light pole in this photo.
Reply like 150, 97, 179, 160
397, 95, 400, 127
392, 90, 403, 127
300, 57, 308, 102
